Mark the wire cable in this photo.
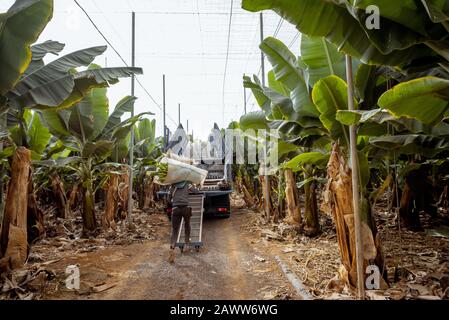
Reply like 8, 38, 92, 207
73, 0, 178, 126
222, 0, 234, 127
273, 17, 284, 38
288, 32, 300, 49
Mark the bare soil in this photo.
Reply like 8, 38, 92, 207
3, 198, 449, 300
37, 209, 299, 300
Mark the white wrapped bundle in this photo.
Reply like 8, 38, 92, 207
154, 157, 207, 186
166, 150, 196, 165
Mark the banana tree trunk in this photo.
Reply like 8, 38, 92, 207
118, 166, 129, 219
103, 173, 119, 229
277, 170, 286, 221
324, 143, 387, 288
68, 183, 79, 210
241, 183, 255, 208
0, 147, 31, 269
27, 174, 44, 243
143, 176, 155, 210
259, 164, 272, 221
284, 168, 301, 225
136, 168, 145, 209
303, 178, 320, 236
80, 169, 97, 235
51, 172, 69, 219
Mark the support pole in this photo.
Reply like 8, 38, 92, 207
243, 76, 247, 115
260, 12, 270, 221
346, 55, 365, 300
163, 74, 166, 149
127, 11, 136, 223
260, 13, 266, 85
178, 103, 181, 126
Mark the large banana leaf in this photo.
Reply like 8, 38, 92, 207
112, 132, 131, 162
239, 111, 269, 131
82, 140, 114, 161
338, 108, 449, 132
421, 0, 449, 23
260, 37, 318, 118
243, 75, 277, 118
347, 1, 434, 55
378, 76, 449, 125
12, 74, 75, 109
13, 46, 107, 95
312, 75, 353, 141
351, 0, 429, 34
15, 66, 143, 110
271, 140, 299, 159
136, 118, 156, 143
30, 40, 65, 61
68, 87, 109, 141
283, 152, 329, 171
26, 110, 51, 160
109, 113, 153, 141
268, 70, 289, 96
370, 134, 449, 157
242, 0, 433, 66
102, 96, 138, 137
23, 40, 65, 77
300, 35, 346, 87
134, 118, 157, 157
75, 67, 143, 85
354, 64, 378, 104
0, 0, 53, 95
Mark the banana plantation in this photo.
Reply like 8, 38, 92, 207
1, 0, 449, 304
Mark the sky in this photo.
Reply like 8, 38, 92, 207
1, 0, 299, 140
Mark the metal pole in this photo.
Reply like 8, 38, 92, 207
243, 77, 247, 114
187, 119, 189, 134
260, 12, 266, 86
163, 74, 166, 148
127, 11, 136, 223
178, 103, 181, 126
346, 55, 365, 300
260, 12, 270, 221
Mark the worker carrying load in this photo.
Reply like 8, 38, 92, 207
154, 156, 207, 263
167, 180, 198, 263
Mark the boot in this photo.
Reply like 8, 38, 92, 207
168, 249, 175, 263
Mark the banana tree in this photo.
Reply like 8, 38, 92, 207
241, 0, 449, 66
38, 86, 151, 235
1, 39, 142, 265
0, 0, 53, 268
241, 0, 449, 292
242, 35, 346, 234
243, 35, 388, 286
132, 118, 163, 210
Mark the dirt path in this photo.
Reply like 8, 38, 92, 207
44, 209, 298, 300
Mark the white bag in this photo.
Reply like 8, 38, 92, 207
154, 157, 208, 186
166, 150, 196, 165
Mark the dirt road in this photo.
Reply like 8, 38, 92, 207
45, 209, 298, 300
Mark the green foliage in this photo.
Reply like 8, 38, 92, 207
0, 0, 53, 95
283, 152, 329, 172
